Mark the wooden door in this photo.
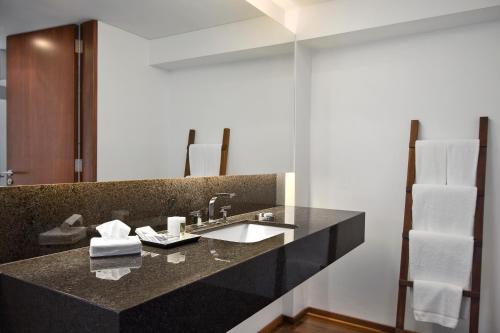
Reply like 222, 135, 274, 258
7, 24, 78, 185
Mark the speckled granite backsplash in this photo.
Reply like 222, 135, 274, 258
0, 174, 278, 264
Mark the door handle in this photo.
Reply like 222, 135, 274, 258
0, 170, 14, 177
0, 170, 15, 185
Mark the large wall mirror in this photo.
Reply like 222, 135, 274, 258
0, 1, 296, 186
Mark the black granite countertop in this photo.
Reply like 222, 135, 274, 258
0, 206, 365, 333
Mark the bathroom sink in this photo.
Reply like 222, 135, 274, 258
199, 222, 296, 243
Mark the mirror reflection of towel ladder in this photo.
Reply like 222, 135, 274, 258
395, 117, 488, 333
184, 128, 230, 177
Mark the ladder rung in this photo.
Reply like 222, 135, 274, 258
399, 279, 480, 299
405, 188, 484, 198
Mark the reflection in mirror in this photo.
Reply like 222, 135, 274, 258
0, 1, 295, 186
0, 49, 5, 186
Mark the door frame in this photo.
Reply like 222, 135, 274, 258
80, 20, 98, 182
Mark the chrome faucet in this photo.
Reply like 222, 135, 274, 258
208, 193, 236, 223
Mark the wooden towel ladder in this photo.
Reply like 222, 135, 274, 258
184, 128, 230, 177
395, 117, 488, 333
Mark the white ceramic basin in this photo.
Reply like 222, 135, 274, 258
200, 223, 293, 243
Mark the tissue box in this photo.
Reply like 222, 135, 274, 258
39, 226, 87, 245
89, 236, 142, 258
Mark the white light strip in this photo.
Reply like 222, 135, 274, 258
245, 0, 296, 32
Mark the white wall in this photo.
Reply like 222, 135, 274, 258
97, 22, 170, 181
304, 20, 500, 332
165, 55, 294, 177
293, 43, 312, 207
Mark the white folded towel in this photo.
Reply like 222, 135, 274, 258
415, 140, 447, 185
188, 144, 222, 177
447, 140, 479, 186
89, 236, 142, 257
409, 230, 473, 288
413, 280, 463, 328
412, 184, 477, 236
409, 230, 473, 328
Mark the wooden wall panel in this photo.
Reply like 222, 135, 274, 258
80, 20, 98, 182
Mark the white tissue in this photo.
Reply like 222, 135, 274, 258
96, 220, 131, 239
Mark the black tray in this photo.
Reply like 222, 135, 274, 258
139, 232, 201, 249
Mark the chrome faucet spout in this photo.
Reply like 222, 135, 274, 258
208, 196, 218, 222
208, 193, 236, 222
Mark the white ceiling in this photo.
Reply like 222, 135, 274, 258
272, 0, 331, 9
0, 0, 264, 48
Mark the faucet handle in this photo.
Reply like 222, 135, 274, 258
215, 192, 236, 198
167, 197, 176, 210
189, 210, 204, 226
220, 205, 231, 213
189, 210, 202, 217
220, 205, 231, 219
